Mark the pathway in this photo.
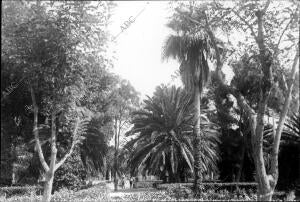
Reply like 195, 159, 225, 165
106, 182, 158, 201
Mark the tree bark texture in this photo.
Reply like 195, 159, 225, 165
193, 85, 202, 195
42, 171, 55, 202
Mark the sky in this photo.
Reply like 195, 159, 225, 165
106, 1, 234, 145
107, 1, 237, 99
107, 1, 297, 101
107, 1, 182, 99
106, 1, 298, 145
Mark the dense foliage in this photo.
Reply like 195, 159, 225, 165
1, 0, 120, 193
1, 0, 299, 201
125, 85, 219, 182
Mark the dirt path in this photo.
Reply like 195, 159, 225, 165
106, 182, 159, 201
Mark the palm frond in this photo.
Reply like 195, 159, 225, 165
162, 34, 211, 92
125, 85, 219, 178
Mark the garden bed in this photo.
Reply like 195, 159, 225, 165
0, 186, 42, 198
0, 183, 109, 202
135, 180, 163, 188
157, 182, 259, 200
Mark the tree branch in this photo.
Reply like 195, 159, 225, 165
261, 0, 271, 14
274, 17, 293, 56
55, 117, 80, 170
281, 73, 288, 92
271, 45, 299, 178
231, 9, 258, 41
49, 111, 58, 172
30, 86, 49, 172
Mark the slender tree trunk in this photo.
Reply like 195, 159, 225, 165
193, 85, 202, 195
42, 112, 58, 202
114, 118, 119, 191
252, 47, 298, 201
30, 87, 80, 202
42, 172, 54, 202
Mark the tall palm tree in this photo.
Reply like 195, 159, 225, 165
125, 86, 219, 182
162, 32, 211, 191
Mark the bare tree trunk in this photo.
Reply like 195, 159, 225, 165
30, 87, 81, 202
42, 112, 58, 202
193, 85, 202, 195
42, 172, 54, 202
114, 118, 119, 191
30, 87, 49, 172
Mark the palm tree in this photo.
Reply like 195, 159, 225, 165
80, 117, 109, 176
125, 86, 219, 183
162, 31, 211, 191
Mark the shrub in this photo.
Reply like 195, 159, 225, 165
135, 180, 162, 189
160, 183, 194, 199
197, 188, 257, 201
53, 153, 87, 192
51, 184, 109, 201
0, 186, 42, 198
0, 184, 108, 202
157, 183, 258, 201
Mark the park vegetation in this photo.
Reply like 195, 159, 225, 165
1, 0, 299, 201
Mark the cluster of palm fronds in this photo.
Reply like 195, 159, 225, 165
263, 111, 300, 149
124, 86, 219, 181
162, 34, 210, 92
282, 111, 300, 144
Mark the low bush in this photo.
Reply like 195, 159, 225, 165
135, 180, 162, 189
157, 182, 193, 190
158, 183, 258, 201
53, 153, 87, 192
51, 184, 109, 202
0, 184, 109, 202
0, 186, 42, 198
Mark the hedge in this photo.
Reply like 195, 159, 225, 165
0, 186, 42, 198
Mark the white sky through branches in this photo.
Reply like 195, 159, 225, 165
107, 1, 237, 99
107, 1, 297, 100
106, 0, 298, 145
108, 1, 182, 99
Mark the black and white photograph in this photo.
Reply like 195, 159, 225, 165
1, 0, 299, 201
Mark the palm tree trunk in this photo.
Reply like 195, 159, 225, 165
193, 85, 202, 195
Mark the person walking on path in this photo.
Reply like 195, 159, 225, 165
121, 176, 125, 189
129, 176, 134, 189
